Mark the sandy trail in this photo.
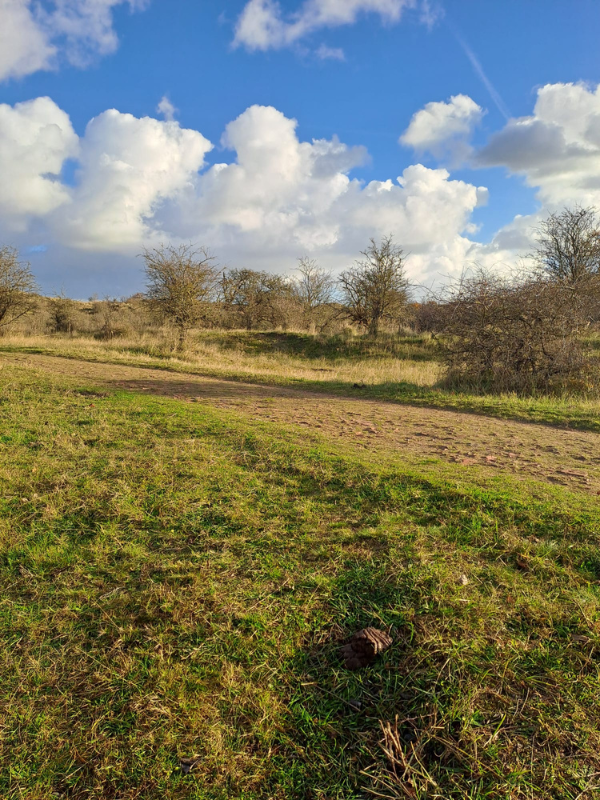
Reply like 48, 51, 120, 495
6, 353, 600, 495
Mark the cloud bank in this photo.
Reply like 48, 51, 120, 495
3, 83, 600, 294
0, 96, 489, 288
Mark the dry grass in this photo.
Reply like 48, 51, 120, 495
0, 330, 441, 387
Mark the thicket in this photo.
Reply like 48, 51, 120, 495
436, 206, 600, 394
437, 270, 600, 393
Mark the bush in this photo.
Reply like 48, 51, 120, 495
411, 301, 444, 333
437, 269, 600, 394
48, 293, 77, 334
0, 246, 38, 332
338, 236, 410, 337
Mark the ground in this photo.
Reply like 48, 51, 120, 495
2, 345, 600, 800
7, 353, 600, 495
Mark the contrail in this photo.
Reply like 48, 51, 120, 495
448, 21, 511, 121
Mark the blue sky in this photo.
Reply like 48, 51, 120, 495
1, 0, 599, 297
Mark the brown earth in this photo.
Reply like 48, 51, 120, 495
5, 353, 600, 495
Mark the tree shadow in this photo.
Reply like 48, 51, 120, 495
198, 330, 438, 363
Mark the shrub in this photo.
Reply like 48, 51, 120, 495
48, 293, 77, 334
142, 244, 220, 350
437, 269, 600, 394
0, 246, 38, 331
338, 236, 410, 337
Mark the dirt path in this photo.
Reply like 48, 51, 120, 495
6, 353, 600, 495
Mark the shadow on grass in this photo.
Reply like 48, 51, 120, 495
4, 345, 600, 434
194, 331, 438, 363
103, 373, 600, 438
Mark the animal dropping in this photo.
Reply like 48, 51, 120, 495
179, 756, 202, 775
340, 627, 393, 670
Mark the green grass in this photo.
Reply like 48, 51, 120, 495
2, 363, 600, 798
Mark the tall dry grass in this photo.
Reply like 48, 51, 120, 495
0, 329, 442, 388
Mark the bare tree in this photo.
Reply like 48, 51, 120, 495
532, 206, 600, 283
142, 244, 220, 350
292, 257, 335, 328
339, 236, 410, 337
0, 246, 38, 331
220, 269, 292, 330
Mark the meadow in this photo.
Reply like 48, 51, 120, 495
2, 330, 600, 799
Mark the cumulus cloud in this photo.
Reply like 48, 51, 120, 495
476, 82, 600, 208
0, 0, 149, 81
161, 105, 487, 283
0, 98, 490, 287
0, 0, 56, 80
52, 109, 212, 250
233, 0, 423, 51
0, 96, 78, 230
400, 94, 484, 162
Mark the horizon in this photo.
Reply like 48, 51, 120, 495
1, 0, 599, 298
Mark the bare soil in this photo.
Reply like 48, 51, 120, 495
6, 353, 600, 495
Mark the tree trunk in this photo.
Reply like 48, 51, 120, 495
368, 317, 379, 337
177, 326, 186, 351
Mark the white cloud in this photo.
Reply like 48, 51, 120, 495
52, 109, 212, 250
0, 98, 490, 287
400, 94, 483, 162
316, 44, 345, 61
233, 0, 421, 51
0, 96, 78, 230
0, 0, 56, 81
476, 82, 600, 208
0, 0, 149, 81
156, 95, 177, 121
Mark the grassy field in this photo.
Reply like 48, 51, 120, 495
2, 338, 600, 799
2, 329, 600, 431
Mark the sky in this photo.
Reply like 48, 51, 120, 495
1, 0, 600, 298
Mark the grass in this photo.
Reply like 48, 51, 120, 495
2, 329, 600, 432
2, 361, 600, 798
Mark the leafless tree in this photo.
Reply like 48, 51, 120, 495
0, 246, 38, 331
220, 268, 293, 330
339, 236, 410, 337
531, 206, 600, 283
142, 244, 220, 350
293, 257, 335, 327
295, 256, 335, 313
